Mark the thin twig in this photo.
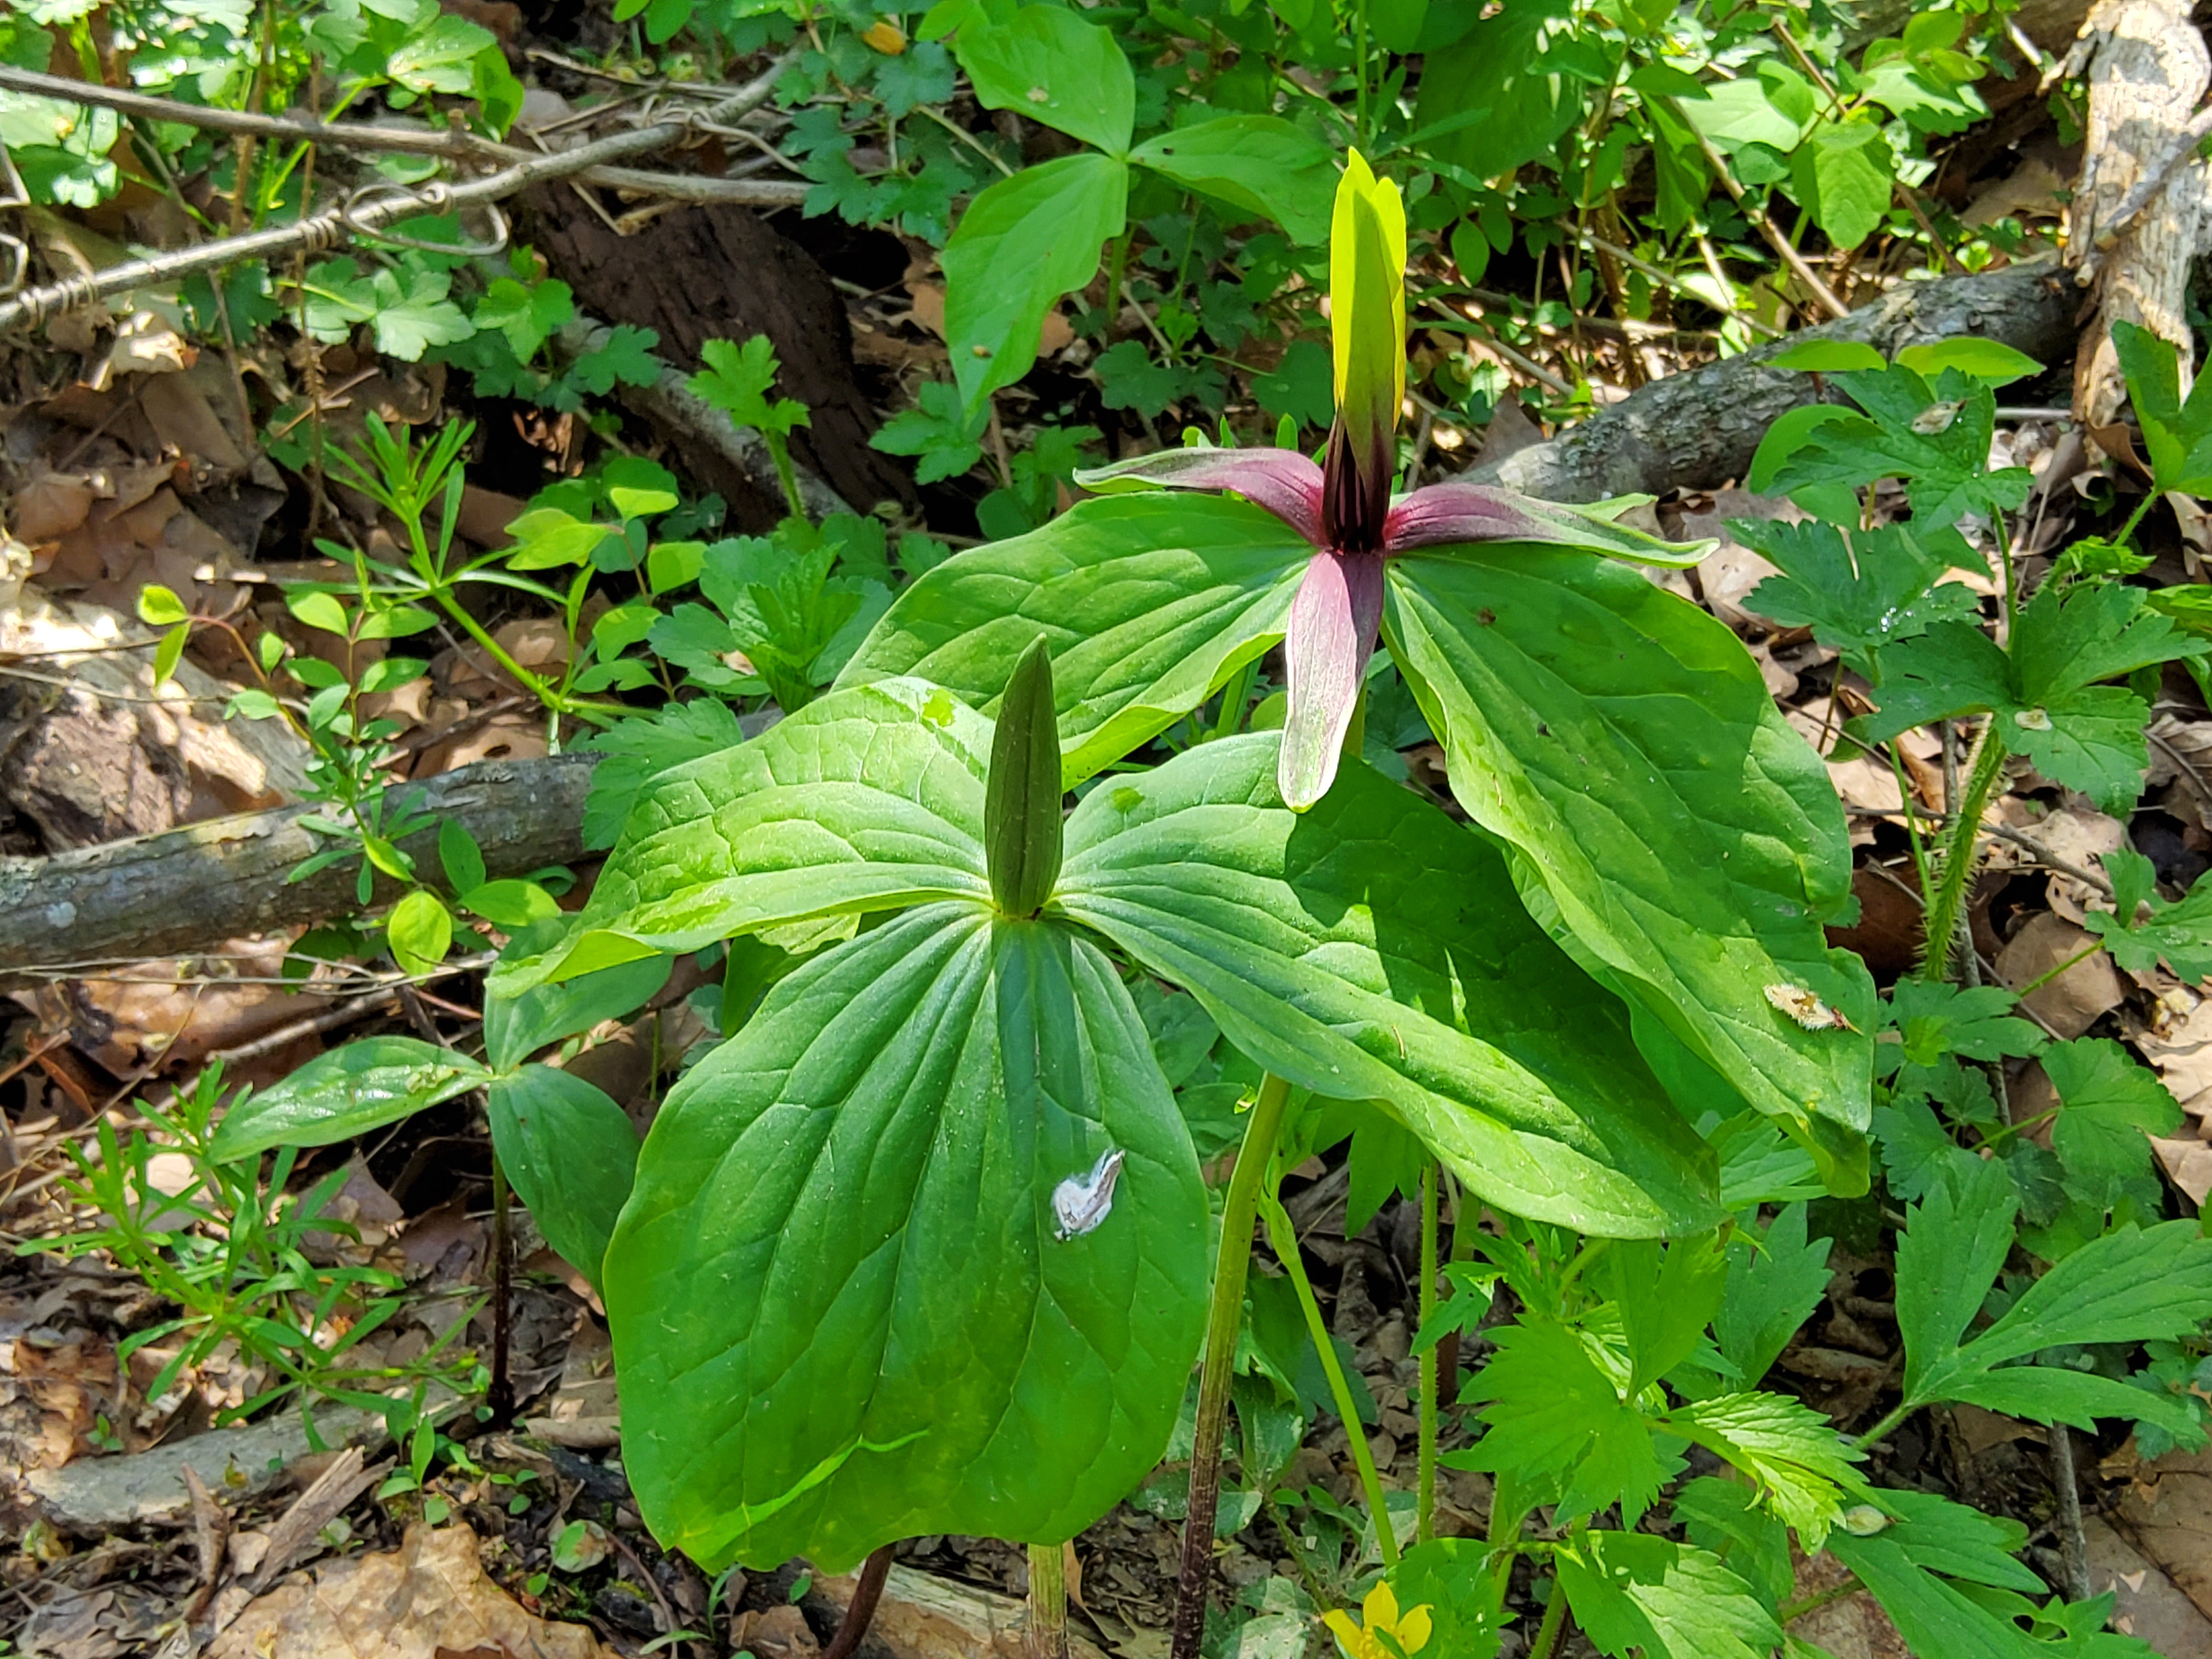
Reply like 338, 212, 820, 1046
0, 49, 801, 331
1671, 108, 1850, 320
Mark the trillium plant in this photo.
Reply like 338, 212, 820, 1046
470, 148, 1886, 1658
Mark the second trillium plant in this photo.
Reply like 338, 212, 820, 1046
489, 148, 1874, 1650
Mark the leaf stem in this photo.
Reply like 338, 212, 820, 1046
1259, 1186, 1400, 1569
1918, 722, 2005, 982
1852, 1398, 1915, 1452
1417, 1159, 1439, 1546
1527, 1577, 1572, 1659
1026, 1542, 1070, 1659
1169, 1073, 1292, 1659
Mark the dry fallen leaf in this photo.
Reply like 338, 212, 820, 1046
208, 1523, 622, 1659
1996, 911, 2127, 1038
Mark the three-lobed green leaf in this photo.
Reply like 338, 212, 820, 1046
603, 903, 1207, 1572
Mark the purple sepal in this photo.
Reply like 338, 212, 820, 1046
1381, 482, 1557, 550
1277, 549, 1385, 812
1074, 449, 1325, 548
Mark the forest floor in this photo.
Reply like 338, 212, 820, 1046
9, 4, 2212, 1658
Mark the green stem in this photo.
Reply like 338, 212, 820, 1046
1918, 723, 2006, 982
766, 431, 806, 521
1259, 1187, 1399, 1568
1852, 1398, 1915, 1452
1026, 1542, 1069, 1659
1887, 746, 1931, 892
1780, 1572, 1866, 1624
1417, 1160, 1439, 1546
1169, 1074, 1292, 1659
1210, 656, 1259, 742
1527, 1578, 1572, 1659
2014, 940, 2104, 999
2114, 489, 2160, 549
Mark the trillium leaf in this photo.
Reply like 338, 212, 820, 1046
604, 903, 1208, 1573
491, 679, 995, 991
836, 494, 1310, 787
1384, 550, 1875, 1184
488, 1065, 640, 1294
1056, 734, 1721, 1236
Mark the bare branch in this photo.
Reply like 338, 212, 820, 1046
0, 48, 802, 332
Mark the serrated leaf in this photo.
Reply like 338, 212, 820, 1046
489, 1065, 638, 1294
871, 380, 988, 485
1665, 1391, 1859, 1547
1896, 1157, 2212, 1430
691, 336, 810, 439
1463, 1321, 1675, 1526
1713, 1202, 1832, 1385
604, 902, 1206, 1571
2044, 1037, 2180, 1202
1056, 734, 1721, 1236
1867, 580, 2206, 812
1760, 364, 2030, 529
1672, 1477, 1793, 1608
210, 1036, 491, 1162
2086, 849, 2212, 980
1555, 1533, 1781, 1659
1733, 518, 1978, 663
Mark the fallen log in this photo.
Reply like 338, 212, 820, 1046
0, 753, 598, 992
1467, 262, 2076, 502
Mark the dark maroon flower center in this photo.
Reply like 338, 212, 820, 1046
1319, 416, 1389, 554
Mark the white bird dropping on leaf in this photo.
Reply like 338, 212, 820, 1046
1052, 1147, 1127, 1240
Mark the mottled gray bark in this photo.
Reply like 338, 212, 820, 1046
0, 753, 599, 990
1467, 263, 2077, 503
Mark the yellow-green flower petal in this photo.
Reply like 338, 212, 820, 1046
1328, 151, 1408, 458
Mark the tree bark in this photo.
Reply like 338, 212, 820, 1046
0, 754, 598, 992
1466, 263, 2076, 502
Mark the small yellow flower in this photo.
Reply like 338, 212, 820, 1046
1322, 1580, 1433, 1659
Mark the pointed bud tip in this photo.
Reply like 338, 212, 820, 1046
985, 636, 1064, 917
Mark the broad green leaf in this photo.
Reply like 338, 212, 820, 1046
1129, 115, 1335, 242
2044, 1037, 2180, 1202
483, 932, 672, 1071
489, 1065, 639, 1292
1680, 72, 1818, 153
1665, 1391, 1858, 1546
837, 494, 1307, 787
387, 888, 453, 976
2112, 319, 2212, 495
495, 679, 995, 989
952, 4, 1134, 154
604, 903, 1207, 1572
1415, 9, 1585, 182
1767, 340, 1886, 374
1385, 549, 1874, 1184
1789, 119, 1894, 250
944, 153, 1127, 413
1894, 339, 2043, 386
210, 1037, 491, 1163
1556, 1533, 1781, 1659
1057, 734, 1720, 1235
1462, 1320, 1675, 1525
137, 584, 188, 626
1713, 1203, 1831, 1385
